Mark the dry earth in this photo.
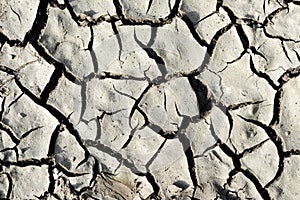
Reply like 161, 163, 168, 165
1, 0, 300, 199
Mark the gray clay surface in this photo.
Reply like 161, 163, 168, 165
1, 0, 300, 199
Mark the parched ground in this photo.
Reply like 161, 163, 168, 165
1, 0, 300, 199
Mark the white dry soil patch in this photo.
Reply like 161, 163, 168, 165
1, 0, 300, 199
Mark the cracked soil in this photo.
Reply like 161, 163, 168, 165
1, 0, 300, 199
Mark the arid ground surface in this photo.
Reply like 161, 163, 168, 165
1, 0, 300, 199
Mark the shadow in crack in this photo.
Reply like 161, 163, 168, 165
213, 182, 241, 200
180, 2, 201, 24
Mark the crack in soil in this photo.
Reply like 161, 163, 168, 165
1, 0, 300, 199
